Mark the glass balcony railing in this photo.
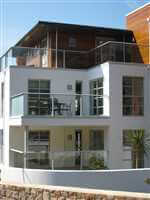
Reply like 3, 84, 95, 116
10, 148, 108, 170
10, 93, 109, 117
0, 41, 145, 70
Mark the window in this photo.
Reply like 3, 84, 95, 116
28, 130, 50, 168
28, 80, 50, 115
123, 129, 144, 168
0, 130, 3, 145
40, 37, 47, 48
90, 78, 103, 115
90, 130, 104, 150
68, 37, 76, 48
123, 130, 133, 147
28, 130, 49, 144
123, 77, 144, 116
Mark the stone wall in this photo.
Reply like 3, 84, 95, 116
0, 183, 150, 200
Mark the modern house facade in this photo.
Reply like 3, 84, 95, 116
0, 3, 150, 183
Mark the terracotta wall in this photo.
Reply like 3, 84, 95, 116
126, 5, 150, 64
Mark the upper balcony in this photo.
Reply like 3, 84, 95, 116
9, 93, 110, 126
0, 41, 145, 70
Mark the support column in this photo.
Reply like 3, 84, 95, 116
47, 31, 50, 67
123, 35, 125, 63
55, 29, 58, 68
24, 126, 28, 169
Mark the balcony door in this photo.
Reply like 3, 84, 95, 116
75, 129, 82, 166
75, 81, 82, 115
90, 78, 103, 115
28, 79, 50, 115
89, 130, 104, 151
27, 130, 50, 169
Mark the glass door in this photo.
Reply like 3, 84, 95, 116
27, 130, 50, 169
75, 130, 82, 166
75, 81, 82, 115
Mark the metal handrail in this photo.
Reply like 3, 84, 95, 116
0, 40, 145, 61
11, 92, 107, 99
10, 148, 106, 155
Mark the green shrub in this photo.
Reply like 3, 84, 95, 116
89, 155, 108, 170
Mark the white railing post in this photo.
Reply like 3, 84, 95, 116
24, 126, 28, 169
51, 152, 54, 170
24, 94, 28, 116
40, 49, 42, 67
51, 95, 54, 117
80, 96, 83, 116
80, 151, 83, 170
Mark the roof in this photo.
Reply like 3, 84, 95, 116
126, 2, 150, 16
15, 21, 133, 46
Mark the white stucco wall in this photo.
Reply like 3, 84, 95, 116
1, 167, 150, 193
108, 62, 149, 169
1, 62, 150, 171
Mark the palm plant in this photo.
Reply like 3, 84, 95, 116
128, 129, 150, 168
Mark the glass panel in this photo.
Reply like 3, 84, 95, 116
123, 130, 132, 147
11, 95, 24, 116
123, 87, 132, 96
90, 78, 103, 115
123, 77, 132, 86
123, 97, 132, 106
123, 77, 144, 116
28, 80, 50, 115
90, 130, 104, 150
40, 131, 49, 141
133, 78, 143, 96
28, 80, 39, 90
29, 131, 39, 142
40, 80, 50, 90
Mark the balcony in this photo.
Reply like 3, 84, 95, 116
10, 93, 109, 118
10, 148, 108, 170
0, 41, 144, 70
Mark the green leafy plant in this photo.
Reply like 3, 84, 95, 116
89, 155, 108, 170
127, 129, 150, 168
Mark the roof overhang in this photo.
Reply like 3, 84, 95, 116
15, 21, 133, 47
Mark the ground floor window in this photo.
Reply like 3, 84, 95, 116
123, 129, 144, 168
27, 130, 50, 169
89, 130, 104, 150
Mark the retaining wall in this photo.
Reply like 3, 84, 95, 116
0, 183, 150, 200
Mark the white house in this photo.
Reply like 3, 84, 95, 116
0, 4, 150, 184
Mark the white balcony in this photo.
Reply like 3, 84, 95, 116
10, 149, 108, 170
10, 93, 110, 126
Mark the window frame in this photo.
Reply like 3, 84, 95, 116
90, 78, 104, 115
122, 76, 144, 116
89, 129, 104, 150
28, 79, 51, 115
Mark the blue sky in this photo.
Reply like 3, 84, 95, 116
0, 0, 149, 57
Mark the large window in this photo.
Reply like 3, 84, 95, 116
28, 80, 50, 115
123, 130, 133, 147
123, 77, 144, 116
90, 78, 103, 115
28, 130, 50, 169
123, 129, 144, 168
89, 130, 104, 150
